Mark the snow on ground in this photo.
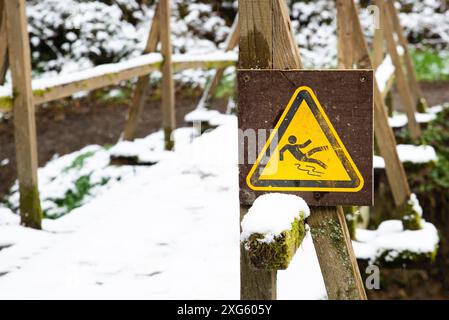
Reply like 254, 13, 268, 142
353, 220, 439, 264
374, 144, 438, 169
0, 117, 326, 300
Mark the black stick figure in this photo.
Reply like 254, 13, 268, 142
279, 135, 328, 169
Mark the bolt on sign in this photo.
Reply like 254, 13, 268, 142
238, 70, 374, 206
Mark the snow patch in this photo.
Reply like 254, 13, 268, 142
241, 193, 310, 244
353, 220, 439, 263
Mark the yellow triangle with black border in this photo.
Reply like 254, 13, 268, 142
246, 86, 364, 192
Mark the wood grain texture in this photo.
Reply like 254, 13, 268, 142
344, 0, 410, 206
5, 0, 42, 229
307, 206, 367, 300
379, 0, 421, 140
239, 0, 304, 300
0, 0, 8, 85
160, 0, 176, 150
240, 206, 277, 300
336, 0, 354, 69
386, 0, 427, 111
122, 2, 160, 141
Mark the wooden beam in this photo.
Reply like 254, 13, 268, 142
0, 0, 8, 85
195, 15, 239, 110
239, 0, 304, 300
386, 0, 428, 112
345, 0, 410, 206
0, 53, 237, 111
379, 0, 421, 140
122, 2, 160, 141
160, 0, 175, 150
307, 207, 367, 300
5, 0, 43, 229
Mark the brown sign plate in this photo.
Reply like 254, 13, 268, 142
238, 70, 374, 206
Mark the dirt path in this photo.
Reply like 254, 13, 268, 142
0, 90, 227, 199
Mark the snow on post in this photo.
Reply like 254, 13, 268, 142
401, 193, 424, 231
241, 193, 310, 270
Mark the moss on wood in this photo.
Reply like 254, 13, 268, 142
400, 200, 423, 231
19, 184, 43, 230
243, 215, 306, 270
374, 246, 438, 268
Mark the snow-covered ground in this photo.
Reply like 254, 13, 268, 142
0, 117, 326, 300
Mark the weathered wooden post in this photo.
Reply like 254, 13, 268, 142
4, 0, 43, 229
0, 0, 8, 85
239, 0, 367, 300
338, 0, 411, 207
122, 3, 160, 141
385, 0, 428, 113
375, 0, 421, 140
160, 0, 176, 150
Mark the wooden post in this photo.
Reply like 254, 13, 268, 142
195, 15, 239, 110
378, 0, 421, 140
308, 207, 366, 299
159, 0, 175, 150
5, 0, 43, 229
240, 0, 365, 300
343, 0, 410, 207
386, 0, 428, 112
0, 0, 8, 85
122, 3, 160, 141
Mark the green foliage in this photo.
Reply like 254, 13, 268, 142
410, 49, 449, 81
48, 175, 110, 219
63, 151, 95, 173
214, 71, 235, 100
420, 107, 449, 192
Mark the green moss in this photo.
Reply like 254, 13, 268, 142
33, 88, 50, 98
0, 96, 12, 112
400, 201, 423, 231
374, 246, 438, 267
416, 98, 428, 113
18, 184, 43, 230
164, 127, 175, 151
244, 215, 306, 270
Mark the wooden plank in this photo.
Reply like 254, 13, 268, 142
5, 0, 42, 229
122, 3, 160, 141
240, 206, 276, 300
379, 0, 421, 140
0, 0, 8, 85
386, 0, 428, 112
336, 0, 354, 69
0, 54, 237, 111
307, 206, 367, 300
346, 0, 410, 206
160, 0, 175, 150
239, 0, 301, 300
195, 15, 239, 110
372, 29, 384, 70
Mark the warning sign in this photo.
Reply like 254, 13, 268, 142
247, 86, 364, 192
238, 70, 373, 206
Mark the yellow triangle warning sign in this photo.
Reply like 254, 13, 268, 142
247, 86, 364, 192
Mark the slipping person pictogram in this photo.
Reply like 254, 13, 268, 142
279, 135, 329, 176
